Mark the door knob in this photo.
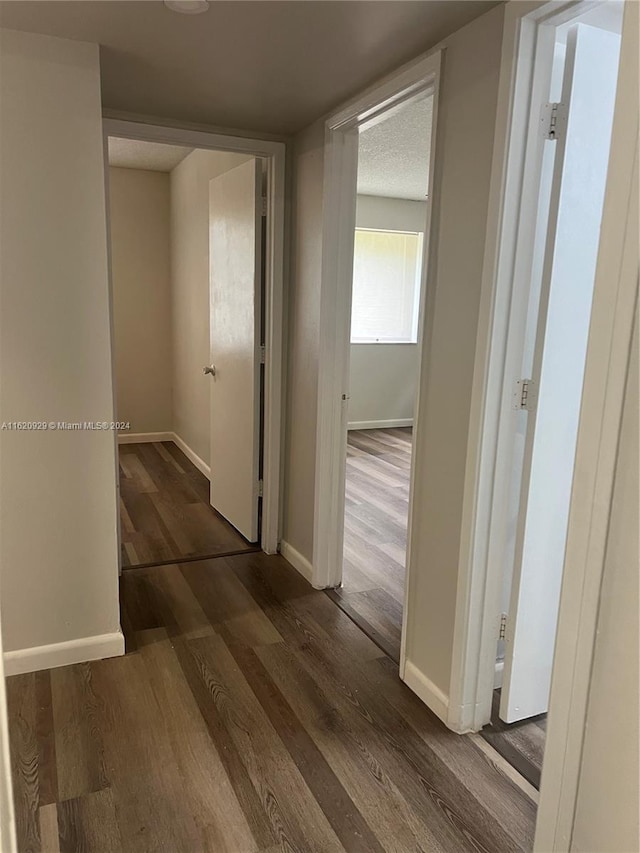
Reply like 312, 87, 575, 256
203, 365, 216, 376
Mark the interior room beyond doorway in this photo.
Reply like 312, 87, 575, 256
329, 95, 431, 658
108, 137, 264, 568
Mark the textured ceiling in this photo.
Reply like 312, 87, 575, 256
357, 96, 432, 201
108, 138, 192, 172
0, 1, 499, 135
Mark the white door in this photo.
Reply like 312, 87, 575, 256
500, 24, 621, 723
208, 159, 262, 542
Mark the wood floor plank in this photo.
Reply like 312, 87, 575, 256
7, 673, 40, 853
8, 550, 537, 853
186, 633, 345, 853
139, 635, 258, 852
90, 652, 203, 853
56, 789, 123, 853
369, 656, 538, 846
256, 641, 456, 853
339, 429, 412, 656
171, 637, 277, 851
38, 804, 60, 853
220, 633, 384, 853
34, 672, 58, 808
291, 641, 523, 853
119, 441, 254, 568
480, 690, 546, 790
51, 664, 107, 802
226, 553, 385, 664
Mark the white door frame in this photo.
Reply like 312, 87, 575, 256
449, 0, 637, 848
312, 50, 442, 609
102, 118, 286, 554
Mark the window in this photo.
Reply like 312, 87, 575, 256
350, 228, 423, 343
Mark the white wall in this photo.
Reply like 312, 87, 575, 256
571, 312, 639, 853
109, 167, 173, 434
170, 149, 251, 466
283, 5, 506, 681
348, 195, 426, 428
0, 29, 122, 666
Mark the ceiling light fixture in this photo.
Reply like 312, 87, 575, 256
164, 0, 210, 14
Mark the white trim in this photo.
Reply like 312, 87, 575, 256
535, 4, 638, 848
442, 0, 637, 849
117, 431, 174, 445
3, 631, 125, 677
279, 540, 314, 585
103, 117, 285, 556
171, 433, 211, 480
449, 0, 563, 738
402, 660, 449, 726
313, 50, 442, 598
347, 418, 413, 431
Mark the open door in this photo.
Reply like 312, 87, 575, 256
500, 24, 621, 723
207, 159, 262, 543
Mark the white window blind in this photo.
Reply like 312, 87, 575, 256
350, 228, 423, 343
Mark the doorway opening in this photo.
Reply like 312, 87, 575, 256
103, 122, 285, 570
326, 97, 433, 662
473, 0, 624, 789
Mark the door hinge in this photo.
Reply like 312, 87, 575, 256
261, 195, 268, 217
499, 612, 508, 641
259, 345, 266, 364
541, 102, 566, 140
257, 479, 263, 498
513, 378, 537, 411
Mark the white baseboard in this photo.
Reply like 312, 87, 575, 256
118, 431, 173, 444
117, 431, 211, 480
4, 630, 125, 677
403, 659, 449, 726
171, 433, 211, 480
347, 418, 413, 431
279, 540, 314, 584
494, 659, 504, 689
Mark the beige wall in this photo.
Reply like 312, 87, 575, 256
109, 167, 172, 434
356, 194, 427, 231
282, 122, 324, 559
170, 148, 251, 466
571, 313, 639, 853
348, 195, 426, 427
348, 345, 418, 427
402, 6, 505, 694
0, 29, 121, 656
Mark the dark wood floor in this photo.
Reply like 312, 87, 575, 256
7, 551, 536, 853
480, 690, 547, 790
330, 428, 411, 662
334, 430, 545, 791
119, 441, 256, 568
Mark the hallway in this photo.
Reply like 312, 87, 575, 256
7, 551, 537, 853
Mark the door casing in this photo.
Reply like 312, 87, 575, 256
102, 118, 285, 556
311, 49, 443, 693
450, 0, 637, 849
